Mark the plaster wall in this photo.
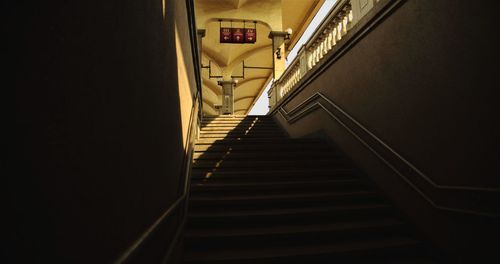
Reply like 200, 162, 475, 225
273, 0, 500, 261
12, 0, 196, 262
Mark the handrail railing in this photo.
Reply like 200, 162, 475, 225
269, 0, 380, 109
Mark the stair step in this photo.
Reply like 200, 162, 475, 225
194, 145, 331, 152
186, 218, 404, 238
200, 124, 278, 129
188, 191, 383, 210
199, 131, 283, 136
189, 180, 368, 196
183, 236, 423, 263
190, 189, 376, 201
193, 150, 340, 160
191, 178, 362, 188
185, 219, 411, 251
191, 168, 355, 179
199, 134, 284, 139
200, 127, 281, 131
201, 120, 276, 125
192, 158, 349, 169
203, 115, 270, 120
189, 203, 393, 219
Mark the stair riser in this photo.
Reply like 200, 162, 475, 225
190, 182, 368, 195
190, 174, 356, 183
199, 135, 285, 139
202, 118, 273, 121
194, 145, 331, 152
201, 121, 276, 125
190, 170, 355, 179
189, 195, 385, 212
183, 243, 425, 264
200, 127, 281, 131
191, 166, 354, 176
200, 131, 283, 135
193, 152, 341, 160
187, 206, 395, 229
186, 224, 409, 250
192, 158, 349, 169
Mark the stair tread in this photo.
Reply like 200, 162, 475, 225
189, 203, 391, 218
190, 190, 376, 201
183, 236, 421, 261
186, 218, 404, 238
191, 168, 355, 178
195, 138, 322, 144
191, 179, 361, 188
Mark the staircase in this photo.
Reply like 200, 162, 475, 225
182, 115, 439, 264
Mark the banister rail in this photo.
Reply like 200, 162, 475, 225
269, 0, 380, 108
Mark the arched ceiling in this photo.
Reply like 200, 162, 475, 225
195, 0, 324, 115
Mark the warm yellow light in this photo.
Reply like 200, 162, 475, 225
162, 0, 166, 19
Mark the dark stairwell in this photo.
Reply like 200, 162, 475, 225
181, 115, 442, 263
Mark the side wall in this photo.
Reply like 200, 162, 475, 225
272, 0, 500, 261
11, 0, 197, 262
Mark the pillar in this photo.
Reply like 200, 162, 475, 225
217, 80, 237, 115
268, 31, 289, 80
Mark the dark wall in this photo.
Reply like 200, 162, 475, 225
11, 0, 191, 262
273, 0, 500, 262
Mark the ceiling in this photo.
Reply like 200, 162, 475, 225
195, 0, 324, 115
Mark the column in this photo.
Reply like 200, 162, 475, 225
217, 80, 237, 115
268, 31, 289, 80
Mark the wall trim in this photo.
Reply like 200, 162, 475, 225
277, 92, 500, 218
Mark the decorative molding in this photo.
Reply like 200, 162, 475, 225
277, 93, 500, 218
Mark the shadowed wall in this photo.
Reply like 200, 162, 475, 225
272, 0, 500, 262
11, 0, 196, 262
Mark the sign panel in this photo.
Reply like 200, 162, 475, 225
220, 27, 232, 43
220, 27, 257, 44
244, 28, 256, 43
232, 28, 245, 43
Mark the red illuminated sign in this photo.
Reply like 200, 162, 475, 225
232, 28, 244, 43
244, 28, 256, 43
219, 27, 257, 44
220, 27, 232, 43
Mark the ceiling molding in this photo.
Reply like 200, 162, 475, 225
235, 76, 268, 88
202, 77, 222, 95
234, 95, 255, 103
226, 44, 272, 72
202, 102, 218, 116
202, 47, 227, 68
202, 96, 217, 106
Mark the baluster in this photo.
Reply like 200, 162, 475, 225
337, 20, 342, 40
324, 36, 328, 54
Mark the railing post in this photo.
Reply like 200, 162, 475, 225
268, 81, 277, 110
298, 44, 308, 78
351, 0, 374, 25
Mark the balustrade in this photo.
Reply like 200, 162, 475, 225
269, 0, 379, 109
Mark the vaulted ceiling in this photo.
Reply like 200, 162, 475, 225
195, 0, 324, 115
